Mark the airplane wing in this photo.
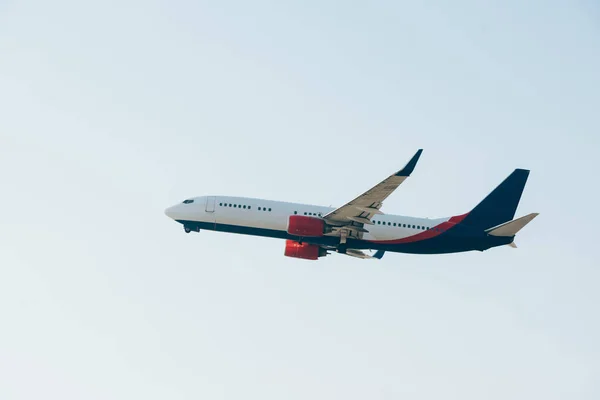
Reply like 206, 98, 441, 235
322, 149, 423, 240
342, 249, 386, 259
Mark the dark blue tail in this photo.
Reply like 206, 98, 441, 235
461, 169, 530, 230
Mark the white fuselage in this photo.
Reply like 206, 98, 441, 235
164, 195, 450, 241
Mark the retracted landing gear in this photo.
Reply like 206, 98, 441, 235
339, 229, 348, 245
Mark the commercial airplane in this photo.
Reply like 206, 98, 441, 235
164, 150, 538, 260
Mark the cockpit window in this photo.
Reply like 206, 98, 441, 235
182, 199, 194, 204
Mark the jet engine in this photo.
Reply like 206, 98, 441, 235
287, 215, 325, 236
284, 240, 327, 260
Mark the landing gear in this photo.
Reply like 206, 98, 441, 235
336, 244, 347, 254
183, 225, 199, 233
339, 229, 348, 245
184, 226, 191, 233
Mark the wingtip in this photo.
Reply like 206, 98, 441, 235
373, 250, 386, 259
513, 168, 531, 180
396, 149, 423, 177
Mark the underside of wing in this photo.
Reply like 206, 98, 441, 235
342, 249, 386, 259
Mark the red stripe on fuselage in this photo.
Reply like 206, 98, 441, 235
366, 213, 469, 244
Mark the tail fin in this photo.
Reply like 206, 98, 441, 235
461, 169, 530, 230
485, 213, 539, 237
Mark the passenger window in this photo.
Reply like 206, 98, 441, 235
248, 206, 251, 210
304, 212, 307, 215
219, 203, 222, 206
294, 211, 297, 215
268, 208, 272, 212
388, 222, 391, 226
243, 205, 246, 209
258, 207, 262, 211
393, 223, 396, 226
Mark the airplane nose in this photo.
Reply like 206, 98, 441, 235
164, 206, 176, 219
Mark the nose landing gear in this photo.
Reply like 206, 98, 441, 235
183, 225, 200, 233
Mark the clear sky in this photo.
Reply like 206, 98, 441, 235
1, 0, 599, 399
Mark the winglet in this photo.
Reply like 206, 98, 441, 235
395, 149, 423, 177
373, 250, 385, 259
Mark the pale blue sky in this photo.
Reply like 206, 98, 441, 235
1, 1, 599, 399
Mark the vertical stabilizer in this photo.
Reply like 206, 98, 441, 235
461, 169, 530, 230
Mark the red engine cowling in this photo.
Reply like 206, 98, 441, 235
287, 215, 324, 237
284, 240, 326, 260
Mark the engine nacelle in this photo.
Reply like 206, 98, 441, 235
284, 240, 327, 260
287, 215, 325, 237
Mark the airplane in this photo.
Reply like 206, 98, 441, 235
164, 149, 538, 260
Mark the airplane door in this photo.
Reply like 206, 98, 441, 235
205, 196, 216, 213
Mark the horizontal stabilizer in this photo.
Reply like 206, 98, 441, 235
486, 213, 539, 237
